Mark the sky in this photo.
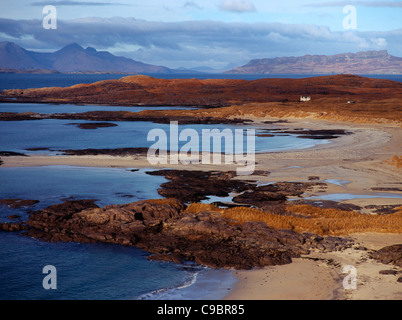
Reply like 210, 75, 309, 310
0, 0, 401, 70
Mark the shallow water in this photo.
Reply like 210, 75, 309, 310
306, 193, 402, 201
0, 103, 196, 114
0, 118, 330, 155
324, 179, 351, 188
0, 166, 166, 222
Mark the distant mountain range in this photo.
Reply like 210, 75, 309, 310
1, 42, 402, 75
227, 51, 402, 75
0, 42, 176, 74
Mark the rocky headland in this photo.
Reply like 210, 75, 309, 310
1, 169, 401, 270
2, 198, 351, 270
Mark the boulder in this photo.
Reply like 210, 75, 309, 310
372, 245, 402, 267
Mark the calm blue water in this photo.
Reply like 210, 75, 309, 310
0, 103, 196, 114
0, 119, 329, 155
0, 166, 167, 222
0, 232, 196, 300
0, 166, 234, 300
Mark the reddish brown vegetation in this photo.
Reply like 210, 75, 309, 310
1, 74, 402, 123
385, 156, 402, 169
186, 203, 402, 236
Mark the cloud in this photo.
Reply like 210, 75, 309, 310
0, 17, 400, 69
183, 1, 202, 9
219, 0, 256, 13
305, 1, 402, 8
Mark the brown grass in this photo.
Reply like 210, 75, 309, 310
185, 203, 402, 236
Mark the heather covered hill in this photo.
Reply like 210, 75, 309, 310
3, 74, 402, 105
1, 74, 402, 123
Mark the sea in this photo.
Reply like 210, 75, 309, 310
0, 73, 401, 300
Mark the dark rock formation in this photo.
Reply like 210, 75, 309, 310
0, 222, 29, 232
273, 129, 352, 140
372, 245, 402, 267
146, 170, 328, 208
379, 270, 398, 275
0, 151, 28, 157
0, 111, 248, 125
68, 122, 118, 130
233, 182, 327, 208
23, 199, 353, 270
0, 199, 39, 208
146, 170, 253, 203
59, 148, 149, 157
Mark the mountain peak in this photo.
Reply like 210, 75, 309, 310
0, 42, 173, 73
56, 43, 85, 54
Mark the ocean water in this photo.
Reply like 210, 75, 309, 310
0, 166, 235, 300
0, 119, 329, 155
0, 103, 196, 114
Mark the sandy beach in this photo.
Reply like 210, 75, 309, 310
225, 233, 402, 300
2, 117, 401, 300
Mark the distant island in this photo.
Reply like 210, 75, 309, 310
2, 42, 402, 76
0, 42, 182, 74
227, 51, 402, 75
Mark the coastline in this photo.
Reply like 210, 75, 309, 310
225, 233, 402, 301
3, 118, 401, 199
1, 117, 401, 300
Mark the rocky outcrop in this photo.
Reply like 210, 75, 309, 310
68, 122, 118, 130
147, 170, 253, 203
0, 199, 39, 208
146, 170, 326, 207
0, 222, 29, 232
24, 199, 352, 270
372, 245, 402, 267
59, 148, 150, 157
232, 182, 327, 208
274, 129, 352, 140
0, 111, 248, 125
0, 151, 28, 157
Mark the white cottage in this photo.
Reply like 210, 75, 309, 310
300, 96, 311, 102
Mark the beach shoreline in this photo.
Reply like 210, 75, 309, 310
225, 233, 402, 301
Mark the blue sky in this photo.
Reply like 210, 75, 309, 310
0, 0, 401, 69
